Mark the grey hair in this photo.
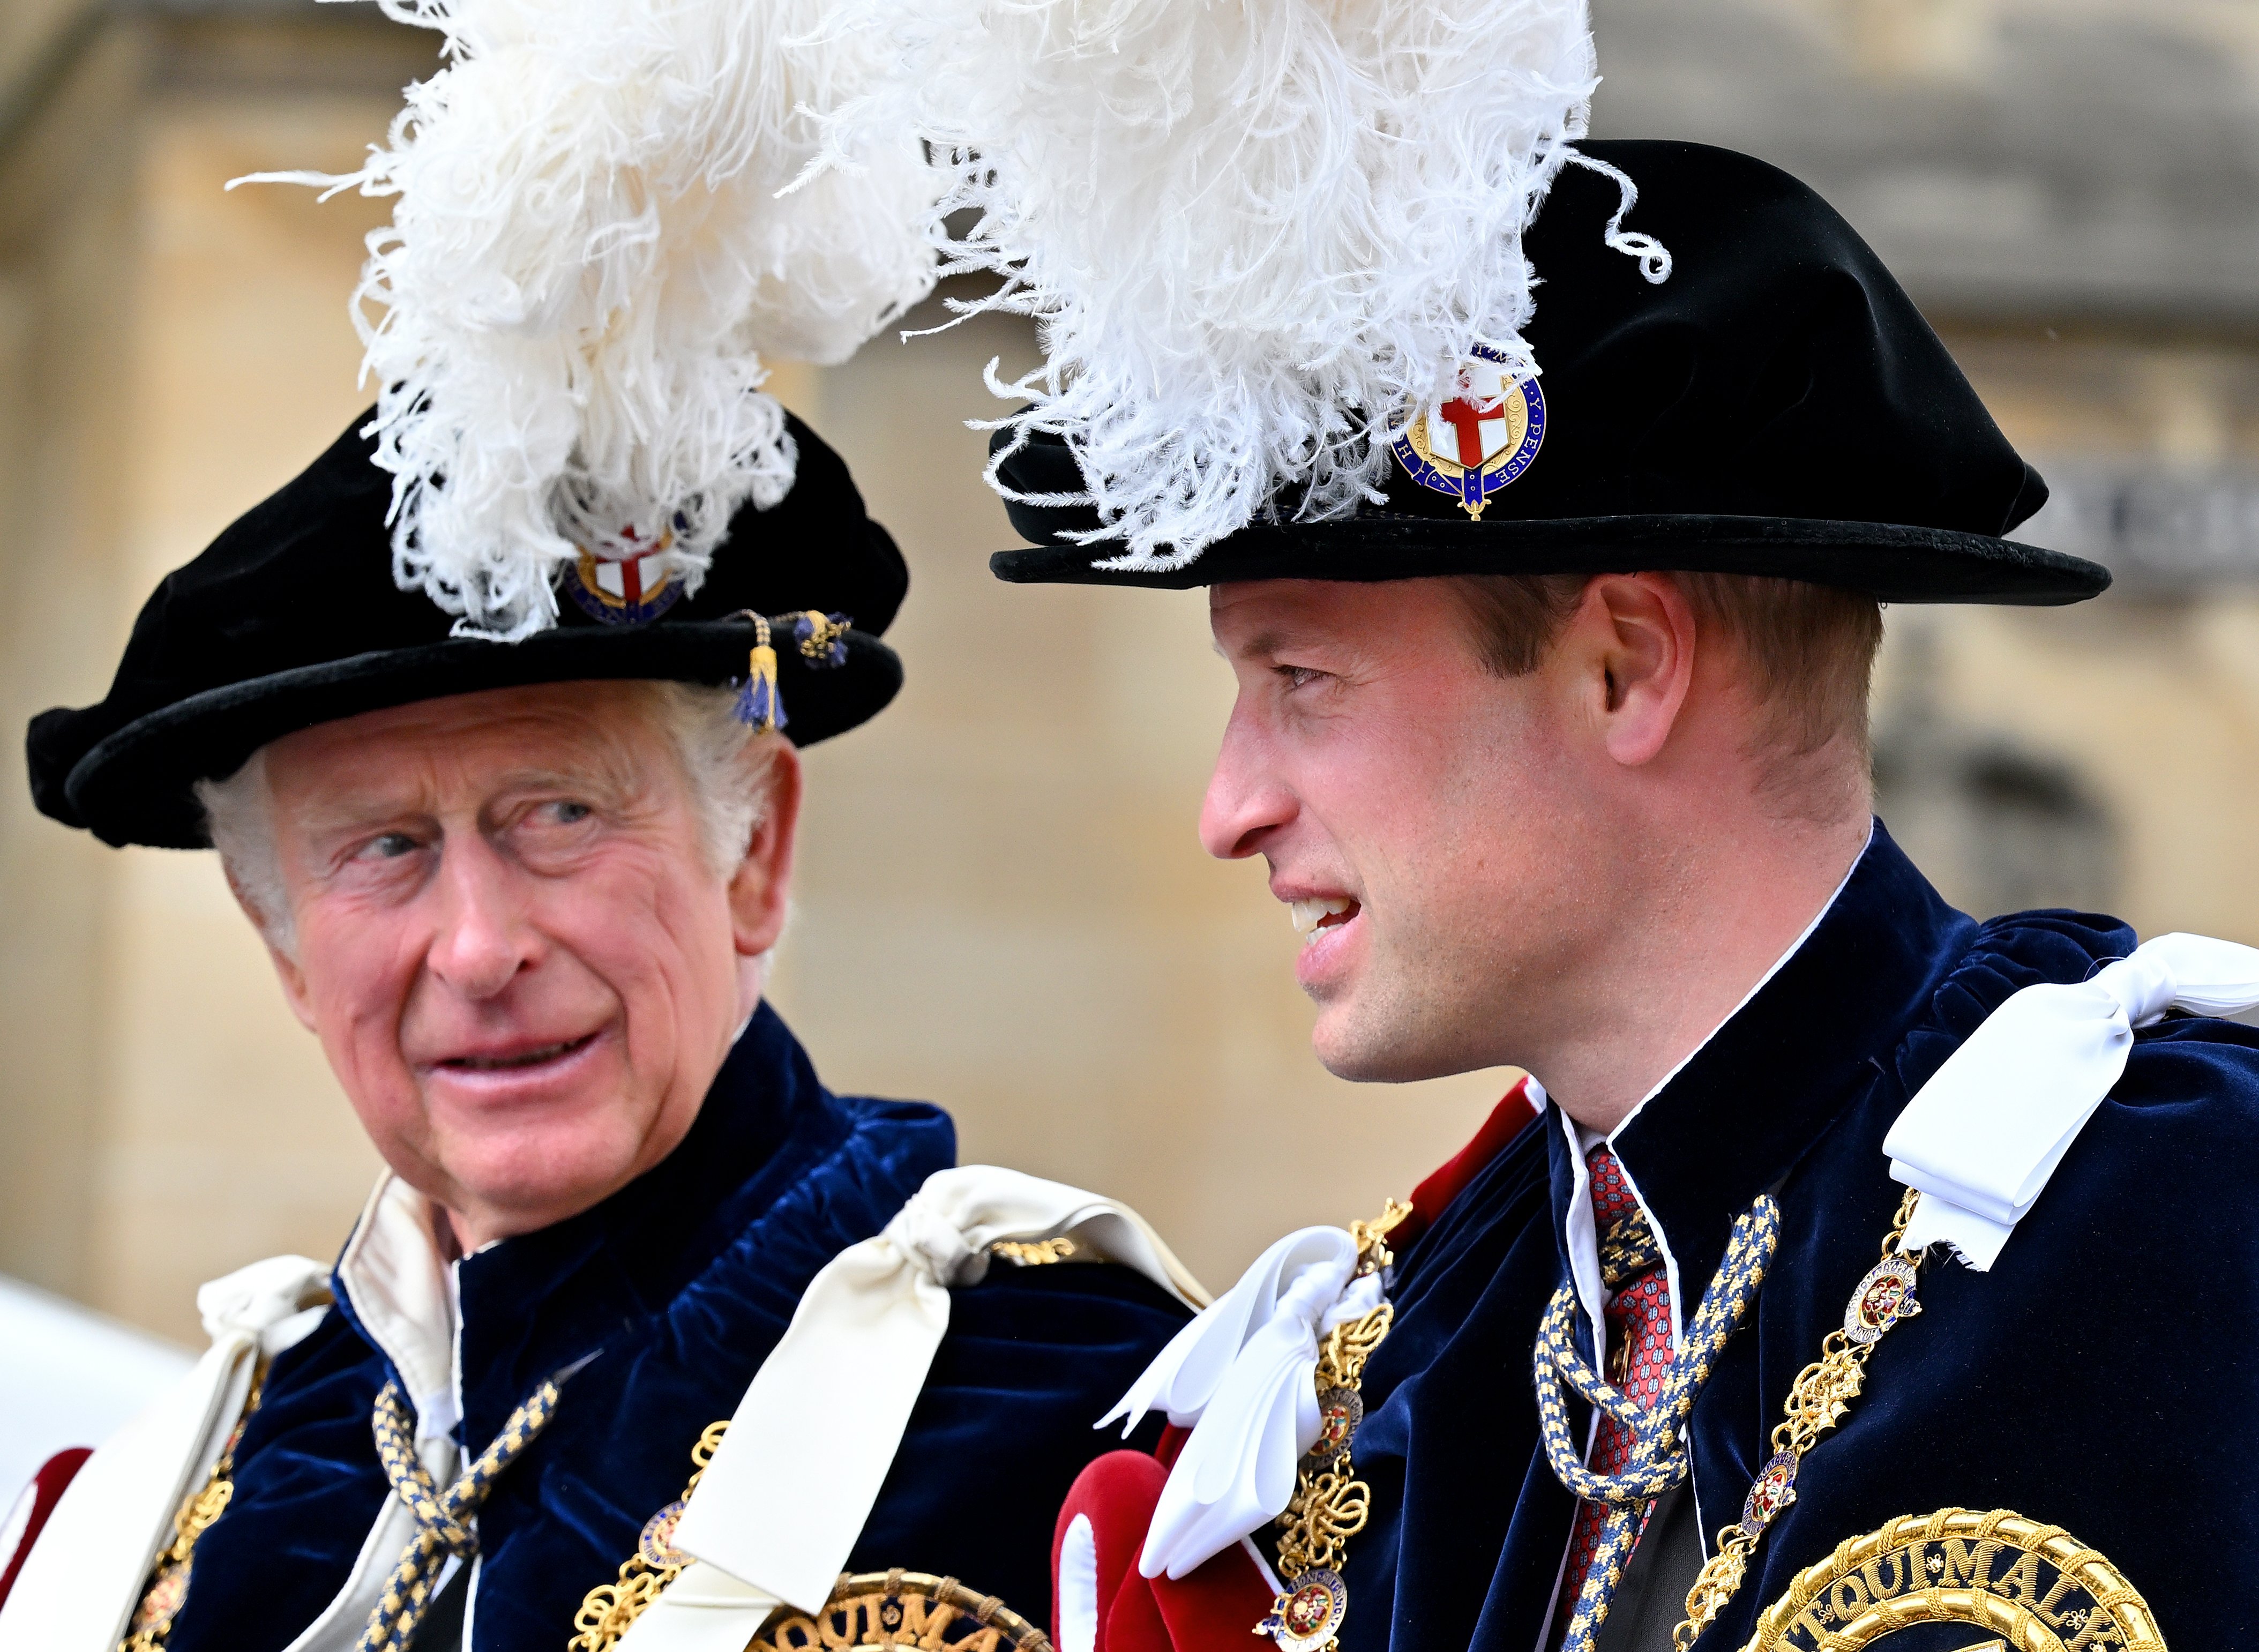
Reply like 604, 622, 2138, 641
194, 682, 782, 956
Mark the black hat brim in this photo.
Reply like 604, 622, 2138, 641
51, 623, 900, 851
984, 141, 2112, 607
990, 512, 2107, 603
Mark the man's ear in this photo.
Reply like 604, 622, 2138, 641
728, 738, 802, 959
1560, 572, 1698, 767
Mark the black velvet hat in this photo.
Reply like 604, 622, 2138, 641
990, 140, 2106, 604
27, 411, 908, 850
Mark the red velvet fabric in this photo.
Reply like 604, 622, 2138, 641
1052, 1452, 1274, 1652
0, 1447, 93, 1611
1047, 1082, 1542, 1652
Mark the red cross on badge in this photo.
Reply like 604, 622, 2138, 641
1388, 345, 1548, 520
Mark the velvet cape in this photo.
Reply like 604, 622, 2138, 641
161, 1004, 1188, 1652
1336, 825, 2258, 1652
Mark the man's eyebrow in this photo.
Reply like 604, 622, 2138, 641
289, 765, 619, 834
1218, 627, 1293, 662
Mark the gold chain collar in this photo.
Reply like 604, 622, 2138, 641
119, 1365, 266, 1652
1672, 1187, 1929, 1647
571, 1419, 730, 1651
1254, 1199, 1412, 1652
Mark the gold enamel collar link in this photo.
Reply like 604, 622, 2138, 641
1253, 1200, 1412, 1652
1673, 1189, 2167, 1652
1674, 1191, 1929, 1648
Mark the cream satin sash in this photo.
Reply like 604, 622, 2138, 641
620, 1165, 1206, 1649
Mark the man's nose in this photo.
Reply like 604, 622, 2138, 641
427, 833, 540, 999
1198, 708, 1297, 861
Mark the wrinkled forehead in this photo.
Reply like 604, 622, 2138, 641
258, 680, 677, 819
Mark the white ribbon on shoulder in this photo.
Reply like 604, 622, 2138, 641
1093, 1227, 1379, 1583
1887, 931, 2259, 1270
0, 1255, 333, 1652
642, 1165, 1205, 1639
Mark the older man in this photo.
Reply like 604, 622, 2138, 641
0, 402, 1194, 1652
949, 122, 2253, 1652
2, 2, 1214, 1644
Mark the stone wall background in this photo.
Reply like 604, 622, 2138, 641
4, 0, 2256, 1343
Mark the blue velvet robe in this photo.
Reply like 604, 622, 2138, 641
163, 1005, 1188, 1651
1340, 824, 2259, 1651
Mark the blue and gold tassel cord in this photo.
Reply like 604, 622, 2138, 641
361, 1376, 560, 1652
792, 610, 849, 668
1532, 1195, 1780, 1652
733, 612, 784, 732
730, 610, 851, 733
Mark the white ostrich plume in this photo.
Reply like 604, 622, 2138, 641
241, 0, 939, 640
835, 0, 1600, 571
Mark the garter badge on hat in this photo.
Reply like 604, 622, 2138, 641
567, 525, 686, 625
1390, 346, 1546, 521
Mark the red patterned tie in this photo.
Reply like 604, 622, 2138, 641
1552, 1146, 1673, 1645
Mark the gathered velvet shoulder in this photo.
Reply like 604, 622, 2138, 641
460, 1087, 962, 1652
1887, 902, 2259, 1245
852, 1261, 1191, 1617
1893, 906, 2136, 1094
1694, 903, 2259, 1648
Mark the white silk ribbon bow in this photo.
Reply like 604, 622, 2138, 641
1097, 1227, 1382, 1582
1886, 931, 2259, 1270
659, 1166, 1206, 1626
0, 1255, 333, 1652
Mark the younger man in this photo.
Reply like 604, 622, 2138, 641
986, 139, 2241, 1650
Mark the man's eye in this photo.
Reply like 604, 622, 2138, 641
1277, 665, 1325, 690
358, 832, 420, 861
542, 801, 594, 826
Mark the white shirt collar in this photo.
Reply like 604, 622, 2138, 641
336, 1174, 463, 1446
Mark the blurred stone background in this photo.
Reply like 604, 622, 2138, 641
3, 0, 2256, 1361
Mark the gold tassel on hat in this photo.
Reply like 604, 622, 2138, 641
733, 612, 785, 732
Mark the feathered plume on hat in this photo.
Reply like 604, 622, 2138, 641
828, 0, 1612, 571
244, 0, 939, 640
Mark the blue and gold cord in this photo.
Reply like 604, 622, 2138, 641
361, 1376, 560, 1652
1532, 1195, 1780, 1652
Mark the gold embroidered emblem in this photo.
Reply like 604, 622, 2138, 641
755, 1569, 1051, 1652
570, 1426, 1050, 1652
1741, 1507, 2164, 1651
